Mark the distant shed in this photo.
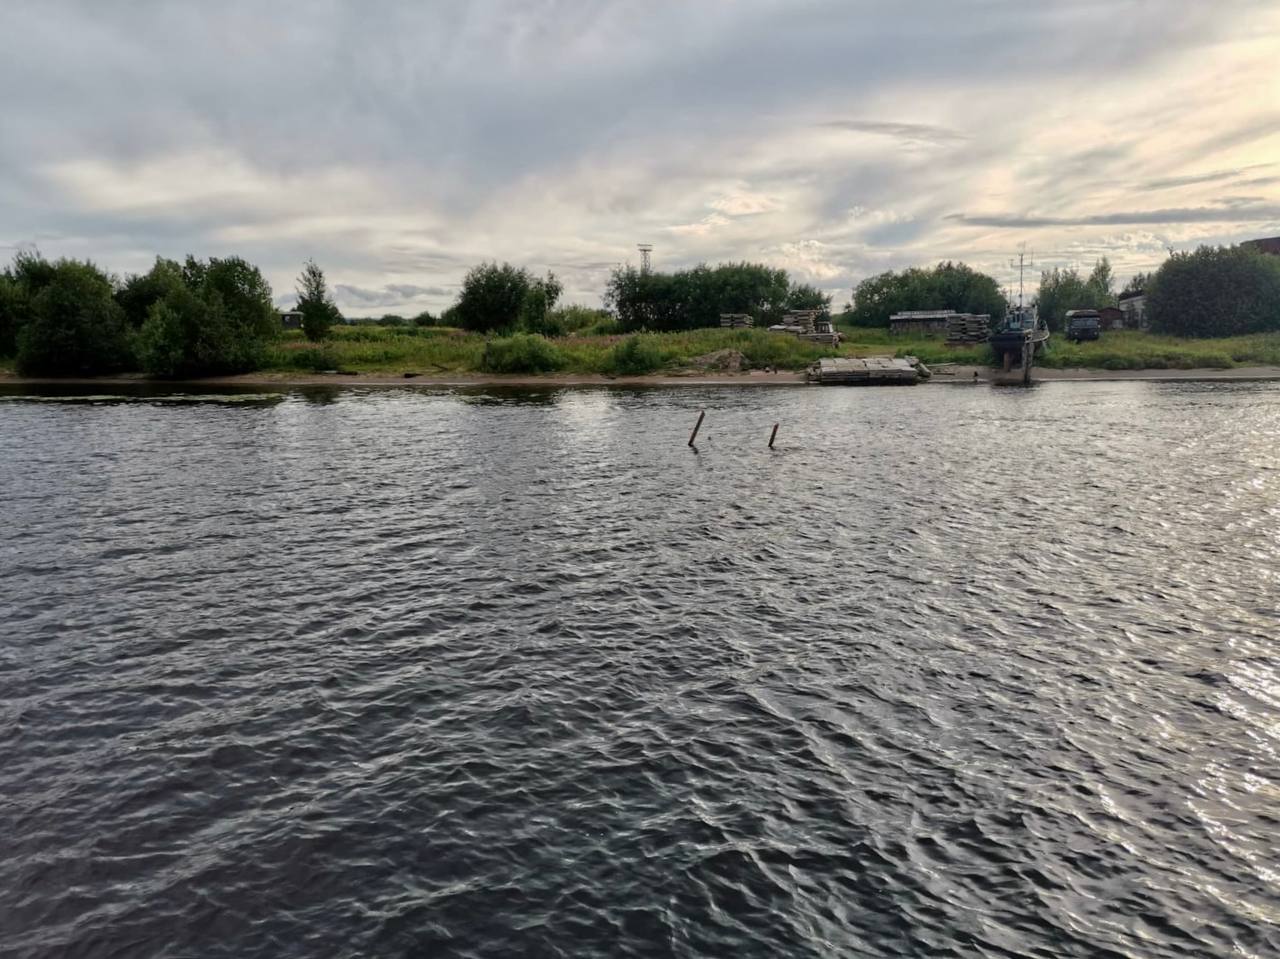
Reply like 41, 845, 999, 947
279, 310, 303, 330
889, 310, 955, 336
1243, 236, 1280, 256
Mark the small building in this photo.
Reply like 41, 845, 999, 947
889, 310, 955, 336
279, 310, 303, 330
1098, 306, 1126, 330
1117, 291, 1147, 329
1243, 236, 1280, 256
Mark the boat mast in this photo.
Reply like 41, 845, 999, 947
1009, 246, 1034, 315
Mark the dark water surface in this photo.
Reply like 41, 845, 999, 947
2, 381, 1278, 958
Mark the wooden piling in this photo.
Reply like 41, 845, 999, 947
768, 423, 779, 449
688, 410, 705, 447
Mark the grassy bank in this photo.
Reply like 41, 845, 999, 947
5, 326, 1280, 380
261, 325, 841, 375
838, 326, 1280, 371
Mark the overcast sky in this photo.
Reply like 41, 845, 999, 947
2, 1, 1278, 315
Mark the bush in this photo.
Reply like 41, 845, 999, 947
480, 333, 564, 373
134, 284, 264, 376
116, 257, 185, 328
289, 346, 342, 371
15, 259, 132, 375
610, 334, 666, 374
580, 317, 622, 336
552, 304, 611, 333
605, 262, 791, 331
135, 300, 188, 376
412, 309, 436, 327
195, 256, 278, 344
123, 256, 277, 375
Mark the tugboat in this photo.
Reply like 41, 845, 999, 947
990, 248, 1049, 385
989, 305, 1049, 385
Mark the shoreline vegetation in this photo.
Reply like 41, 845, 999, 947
8, 326, 1280, 383
2, 244, 1279, 383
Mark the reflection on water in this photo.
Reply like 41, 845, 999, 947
1, 380, 1277, 958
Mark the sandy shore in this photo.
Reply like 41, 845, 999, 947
5, 366, 1280, 390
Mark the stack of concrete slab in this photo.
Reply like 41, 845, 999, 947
807, 356, 920, 385
945, 313, 991, 344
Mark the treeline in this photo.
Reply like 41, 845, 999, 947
1035, 259, 1116, 332
843, 262, 1007, 328
605, 263, 830, 332
0, 252, 280, 376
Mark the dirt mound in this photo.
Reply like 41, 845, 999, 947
688, 349, 747, 372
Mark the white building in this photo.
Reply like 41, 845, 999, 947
1118, 291, 1147, 330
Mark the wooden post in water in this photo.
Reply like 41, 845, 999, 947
688, 410, 705, 447
768, 423, 779, 449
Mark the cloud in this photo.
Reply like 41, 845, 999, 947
947, 204, 1280, 228
820, 119, 968, 145
0, 0, 1278, 304
1140, 164, 1275, 191
332, 283, 452, 311
708, 192, 781, 216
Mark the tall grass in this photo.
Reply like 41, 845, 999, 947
254, 325, 1280, 376
1036, 330, 1280, 369
837, 325, 1280, 370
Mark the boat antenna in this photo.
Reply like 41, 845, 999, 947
1009, 245, 1034, 310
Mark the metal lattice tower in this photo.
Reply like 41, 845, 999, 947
637, 244, 652, 273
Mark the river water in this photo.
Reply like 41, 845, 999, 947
1, 380, 1277, 958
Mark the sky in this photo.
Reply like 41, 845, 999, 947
2, 1, 1279, 316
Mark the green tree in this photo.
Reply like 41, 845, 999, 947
1147, 245, 1280, 337
1035, 267, 1089, 332
1122, 271, 1153, 295
134, 298, 189, 377
455, 262, 533, 333
129, 255, 278, 375
412, 309, 436, 327
846, 262, 1006, 328
295, 259, 342, 341
1034, 258, 1119, 331
517, 272, 564, 335
786, 283, 832, 312
116, 257, 185, 328
15, 259, 132, 375
1086, 257, 1114, 303
0, 272, 27, 357
604, 262, 793, 332
134, 283, 251, 377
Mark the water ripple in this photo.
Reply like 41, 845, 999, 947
1, 380, 1278, 957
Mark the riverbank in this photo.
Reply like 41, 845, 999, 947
6, 328, 1280, 385
7, 365, 1280, 390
